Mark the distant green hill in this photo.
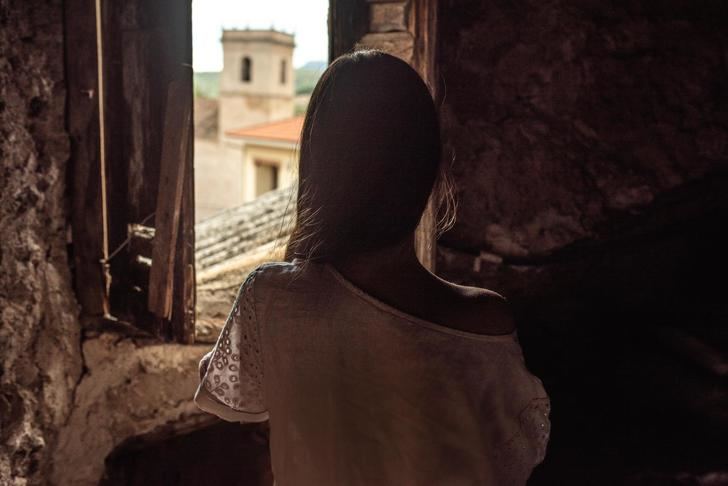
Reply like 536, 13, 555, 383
194, 72, 220, 99
295, 61, 327, 95
194, 61, 326, 99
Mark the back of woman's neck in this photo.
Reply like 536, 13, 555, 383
331, 236, 424, 281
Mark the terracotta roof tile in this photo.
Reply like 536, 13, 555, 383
225, 116, 304, 143
195, 186, 295, 271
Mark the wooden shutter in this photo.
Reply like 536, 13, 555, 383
66, 0, 195, 342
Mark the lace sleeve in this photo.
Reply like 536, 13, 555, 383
194, 268, 268, 423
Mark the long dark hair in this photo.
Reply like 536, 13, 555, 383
285, 50, 453, 262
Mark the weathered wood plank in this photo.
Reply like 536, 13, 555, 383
329, 0, 370, 60
148, 76, 192, 320
122, 29, 157, 222
64, 0, 109, 317
171, 131, 196, 343
99, 0, 128, 258
410, 0, 438, 89
163, 0, 195, 342
176, 0, 197, 343
410, 0, 439, 271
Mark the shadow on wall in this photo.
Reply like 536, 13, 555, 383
435, 0, 728, 484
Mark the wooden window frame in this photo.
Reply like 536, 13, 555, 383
65, 0, 196, 343
64, 0, 436, 344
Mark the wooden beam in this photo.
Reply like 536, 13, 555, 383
329, 0, 370, 61
410, 0, 438, 91
171, 122, 196, 343
411, 0, 439, 271
148, 76, 192, 320
64, 0, 109, 317
171, 0, 196, 343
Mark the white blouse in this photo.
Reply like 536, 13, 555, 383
194, 261, 550, 486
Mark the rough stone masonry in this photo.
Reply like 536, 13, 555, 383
0, 0, 82, 481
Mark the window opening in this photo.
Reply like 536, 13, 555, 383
254, 160, 280, 196
192, 3, 328, 343
241, 56, 252, 82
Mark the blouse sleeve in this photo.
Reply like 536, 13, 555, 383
193, 269, 268, 423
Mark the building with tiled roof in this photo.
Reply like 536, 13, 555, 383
222, 115, 303, 204
195, 28, 298, 221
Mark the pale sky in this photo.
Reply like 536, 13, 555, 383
192, 0, 329, 71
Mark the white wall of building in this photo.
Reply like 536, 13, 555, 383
240, 140, 297, 203
195, 139, 246, 221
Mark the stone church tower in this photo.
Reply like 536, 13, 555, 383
218, 29, 295, 137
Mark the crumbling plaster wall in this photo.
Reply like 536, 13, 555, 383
0, 2, 210, 484
436, 0, 728, 483
51, 335, 210, 486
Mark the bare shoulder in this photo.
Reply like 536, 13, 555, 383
436, 278, 516, 336
248, 260, 323, 299
249, 260, 301, 286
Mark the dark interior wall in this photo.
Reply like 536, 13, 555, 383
436, 0, 728, 484
0, 0, 82, 483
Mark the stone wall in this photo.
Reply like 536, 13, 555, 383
436, 0, 728, 483
0, 0, 82, 482
356, 1, 414, 64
